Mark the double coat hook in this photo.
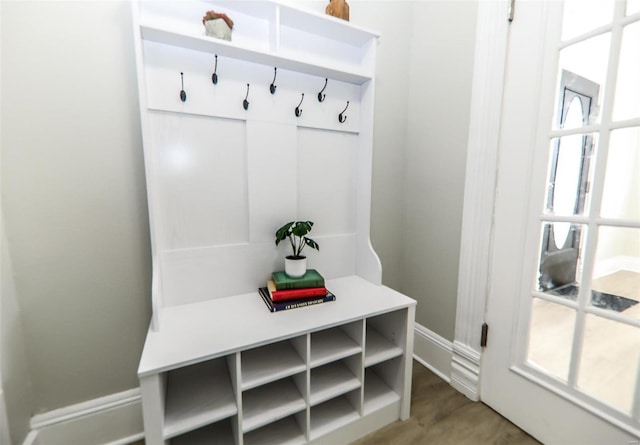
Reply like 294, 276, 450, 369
243, 84, 250, 110
295, 93, 304, 117
318, 78, 328, 102
338, 101, 349, 123
270, 67, 277, 94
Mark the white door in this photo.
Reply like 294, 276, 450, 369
481, 0, 640, 443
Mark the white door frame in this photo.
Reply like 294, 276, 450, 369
451, 0, 510, 400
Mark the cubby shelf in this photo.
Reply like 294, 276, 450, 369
242, 378, 306, 433
310, 327, 362, 368
170, 419, 235, 445
241, 340, 306, 391
164, 359, 236, 439
139, 277, 416, 444
364, 327, 404, 367
364, 369, 401, 416
310, 361, 361, 407
244, 416, 306, 445
310, 395, 360, 440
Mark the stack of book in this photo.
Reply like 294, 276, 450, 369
258, 269, 336, 312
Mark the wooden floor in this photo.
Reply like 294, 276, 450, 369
353, 361, 539, 445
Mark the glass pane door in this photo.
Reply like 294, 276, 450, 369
524, 0, 640, 428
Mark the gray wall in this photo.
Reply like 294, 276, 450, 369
399, 1, 478, 340
0, 0, 477, 438
1, 0, 151, 418
1, 218, 34, 445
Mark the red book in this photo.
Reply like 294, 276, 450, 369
267, 280, 327, 302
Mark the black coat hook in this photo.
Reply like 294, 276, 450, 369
179, 72, 187, 102
318, 78, 328, 102
243, 84, 250, 110
211, 55, 218, 85
269, 67, 277, 94
295, 93, 304, 117
338, 101, 349, 123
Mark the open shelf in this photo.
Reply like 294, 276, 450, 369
164, 358, 237, 439
310, 326, 361, 368
241, 339, 306, 390
170, 418, 235, 445
138, 24, 372, 84
363, 368, 400, 415
242, 377, 306, 433
309, 393, 360, 440
310, 361, 360, 407
364, 326, 403, 367
244, 415, 306, 445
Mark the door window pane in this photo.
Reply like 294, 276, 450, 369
537, 223, 587, 292
527, 299, 576, 382
612, 21, 640, 121
556, 34, 610, 127
628, 0, 640, 15
561, 0, 614, 41
577, 315, 640, 414
591, 226, 640, 319
544, 135, 596, 217
600, 127, 640, 220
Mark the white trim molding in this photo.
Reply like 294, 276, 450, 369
451, 340, 482, 401
452, 0, 510, 402
413, 323, 453, 383
28, 389, 143, 445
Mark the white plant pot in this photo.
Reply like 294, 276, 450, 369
285, 256, 307, 278
204, 19, 232, 41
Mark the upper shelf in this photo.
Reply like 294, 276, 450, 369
210, 0, 380, 46
135, 0, 379, 85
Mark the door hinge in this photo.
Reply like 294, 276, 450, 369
481, 323, 489, 348
508, 0, 516, 22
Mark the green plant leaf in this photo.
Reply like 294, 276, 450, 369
305, 238, 319, 251
275, 221, 294, 245
292, 221, 312, 237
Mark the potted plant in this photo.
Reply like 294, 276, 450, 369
275, 221, 319, 278
202, 10, 234, 41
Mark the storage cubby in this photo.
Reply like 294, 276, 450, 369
363, 358, 403, 416
365, 310, 407, 367
310, 356, 361, 407
135, 1, 417, 443
164, 358, 237, 440
169, 417, 235, 445
241, 337, 306, 390
241, 374, 307, 433
310, 390, 361, 440
310, 321, 363, 368
244, 414, 307, 445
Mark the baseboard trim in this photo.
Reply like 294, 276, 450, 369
413, 323, 453, 383
451, 340, 482, 401
22, 431, 39, 445
28, 388, 143, 445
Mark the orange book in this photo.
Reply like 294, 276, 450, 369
267, 280, 327, 302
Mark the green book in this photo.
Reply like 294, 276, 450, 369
272, 269, 325, 290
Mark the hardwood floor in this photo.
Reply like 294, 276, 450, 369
353, 361, 539, 445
